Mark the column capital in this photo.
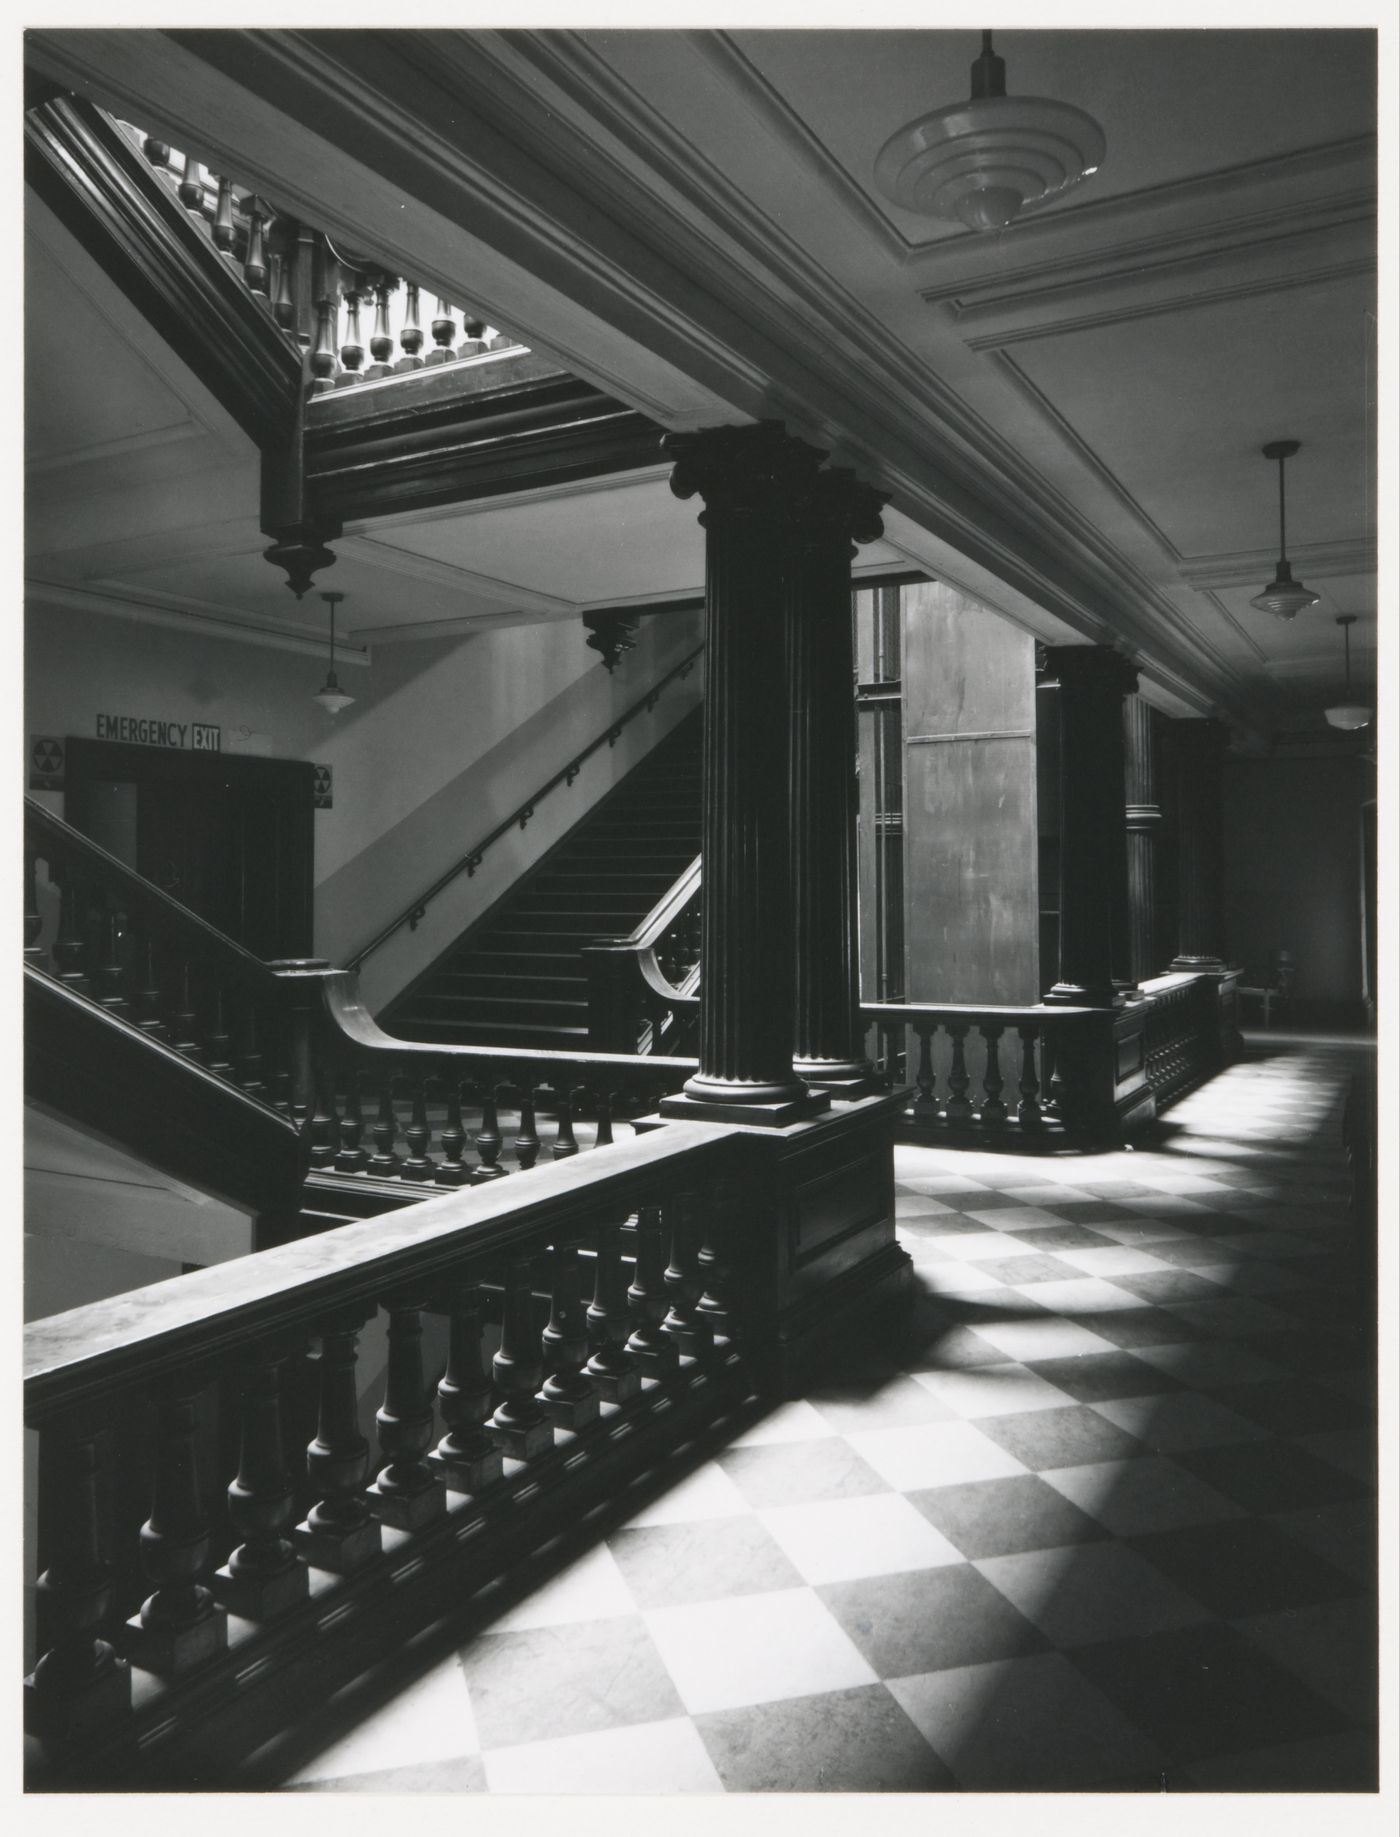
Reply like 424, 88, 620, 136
797, 466, 889, 551
1044, 644, 1139, 700
662, 420, 828, 520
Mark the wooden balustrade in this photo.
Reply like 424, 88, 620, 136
24, 1123, 751, 1785
583, 855, 702, 1053
26, 799, 696, 1208
108, 115, 526, 392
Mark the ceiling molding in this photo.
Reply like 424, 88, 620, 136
25, 576, 372, 661
25, 416, 205, 477
1178, 537, 1377, 590
336, 532, 580, 617
932, 211, 1374, 352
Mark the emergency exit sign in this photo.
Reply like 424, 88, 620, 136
96, 714, 222, 751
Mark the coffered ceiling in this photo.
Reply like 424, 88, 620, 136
26, 24, 1383, 739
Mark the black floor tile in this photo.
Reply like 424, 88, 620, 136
1024, 1352, 1183, 1403
1109, 1270, 1235, 1304
1075, 1308, 1208, 1350
818, 1566, 1048, 1677
1003, 1223, 1118, 1251
1068, 1622, 1353, 1765
1174, 1439, 1370, 1514
1038, 1200, 1142, 1224
977, 1405, 1145, 1471
1243, 1327, 1371, 1374
1210, 1378, 1370, 1437
1128, 1518, 1360, 1617
695, 1684, 953, 1792
906, 1474, 1111, 1559
977, 1253, 1084, 1285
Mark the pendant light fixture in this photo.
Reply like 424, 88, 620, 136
1323, 615, 1371, 731
1249, 440, 1320, 619
874, 31, 1105, 233
313, 590, 355, 713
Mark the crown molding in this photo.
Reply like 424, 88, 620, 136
26, 576, 372, 661
1178, 538, 1377, 590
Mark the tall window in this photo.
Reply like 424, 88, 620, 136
854, 585, 904, 1001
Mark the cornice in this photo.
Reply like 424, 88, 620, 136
1178, 538, 1377, 590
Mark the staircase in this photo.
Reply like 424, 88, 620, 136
385, 711, 703, 1048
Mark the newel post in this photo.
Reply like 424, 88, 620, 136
658, 422, 829, 1126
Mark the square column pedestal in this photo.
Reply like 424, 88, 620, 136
640, 1093, 913, 1399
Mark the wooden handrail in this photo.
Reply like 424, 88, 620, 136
343, 643, 704, 971
24, 1117, 738, 1417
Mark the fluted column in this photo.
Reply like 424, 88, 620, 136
659, 422, 829, 1124
1169, 718, 1228, 970
790, 467, 887, 1092
1045, 645, 1138, 1007
1123, 695, 1164, 984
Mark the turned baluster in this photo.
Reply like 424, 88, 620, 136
294, 1310, 381, 1573
243, 196, 269, 296
126, 1377, 227, 1676
396, 281, 425, 371
696, 1180, 734, 1342
945, 1022, 973, 1125
1018, 1025, 1044, 1126
539, 1238, 600, 1428
368, 1296, 445, 1529
212, 1353, 307, 1619
514, 1087, 541, 1170
204, 985, 233, 1075
24, 852, 45, 967
594, 1089, 615, 1148
95, 907, 129, 1016
336, 286, 366, 385
400, 1075, 435, 1181
662, 1189, 713, 1357
368, 1074, 402, 1175
980, 1023, 1008, 1125
585, 1219, 641, 1401
425, 298, 456, 365
334, 1065, 369, 1172
142, 135, 170, 168
271, 250, 295, 329
212, 175, 235, 254
458, 313, 487, 360
551, 1087, 579, 1159
363, 275, 396, 378
472, 1086, 508, 1181
429, 1281, 503, 1492
177, 149, 202, 211
309, 239, 340, 392
488, 322, 515, 352
169, 961, 201, 1059
238, 1005, 266, 1097
53, 870, 90, 992
626, 1204, 680, 1374
434, 1077, 469, 1186
489, 1258, 553, 1459
24, 1407, 131, 1743
913, 1023, 937, 1117
307, 1048, 338, 1170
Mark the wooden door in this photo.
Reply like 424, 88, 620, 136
64, 739, 315, 958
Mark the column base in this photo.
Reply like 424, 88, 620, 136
794, 1060, 884, 1100
292, 1510, 382, 1576
1170, 954, 1226, 973
658, 1089, 830, 1128
366, 1476, 447, 1531
1045, 980, 1121, 1009
24, 1651, 131, 1744
427, 1441, 504, 1494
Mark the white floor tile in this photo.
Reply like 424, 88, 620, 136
757, 1491, 964, 1584
1019, 1276, 1145, 1316
489, 1542, 636, 1632
727, 1399, 834, 1447
909, 1362, 1075, 1418
976, 1541, 1212, 1646
482, 1717, 722, 1793
1052, 1244, 1180, 1277
967, 1316, 1117, 1363
290, 1654, 479, 1782
644, 1588, 876, 1713
622, 1460, 753, 1528
845, 1420, 1027, 1489
934, 1231, 1037, 1263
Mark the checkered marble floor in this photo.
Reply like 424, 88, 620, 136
282, 1037, 1378, 1794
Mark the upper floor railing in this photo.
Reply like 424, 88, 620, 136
114, 118, 528, 395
